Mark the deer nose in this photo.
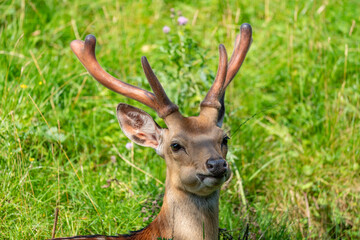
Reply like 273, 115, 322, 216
206, 159, 228, 177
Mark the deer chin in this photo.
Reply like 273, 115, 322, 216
180, 174, 227, 197
193, 175, 226, 196
178, 170, 216, 196
197, 174, 226, 187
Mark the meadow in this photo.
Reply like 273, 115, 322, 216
0, 0, 359, 239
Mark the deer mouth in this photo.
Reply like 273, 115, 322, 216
196, 173, 227, 189
197, 173, 226, 182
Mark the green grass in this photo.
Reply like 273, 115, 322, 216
1, 0, 359, 239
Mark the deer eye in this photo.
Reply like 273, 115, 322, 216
170, 143, 183, 152
222, 136, 230, 146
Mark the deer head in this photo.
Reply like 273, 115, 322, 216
69, 23, 252, 240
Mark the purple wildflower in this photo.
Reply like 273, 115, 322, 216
125, 142, 133, 150
163, 26, 170, 34
177, 16, 188, 25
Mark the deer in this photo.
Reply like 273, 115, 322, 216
52, 23, 252, 240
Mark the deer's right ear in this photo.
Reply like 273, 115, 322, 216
116, 103, 163, 150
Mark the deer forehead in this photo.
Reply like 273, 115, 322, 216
165, 116, 225, 142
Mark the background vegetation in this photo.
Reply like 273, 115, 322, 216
1, 0, 359, 239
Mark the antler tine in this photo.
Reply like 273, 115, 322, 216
70, 35, 178, 118
141, 56, 179, 118
200, 44, 228, 109
223, 23, 252, 92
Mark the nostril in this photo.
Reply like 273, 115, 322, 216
223, 162, 227, 168
206, 163, 214, 169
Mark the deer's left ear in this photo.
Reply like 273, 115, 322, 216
116, 103, 163, 150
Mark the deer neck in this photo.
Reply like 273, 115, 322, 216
149, 178, 220, 240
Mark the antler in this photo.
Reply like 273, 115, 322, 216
200, 44, 228, 109
70, 35, 178, 118
223, 23, 252, 93
201, 23, 252, 110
